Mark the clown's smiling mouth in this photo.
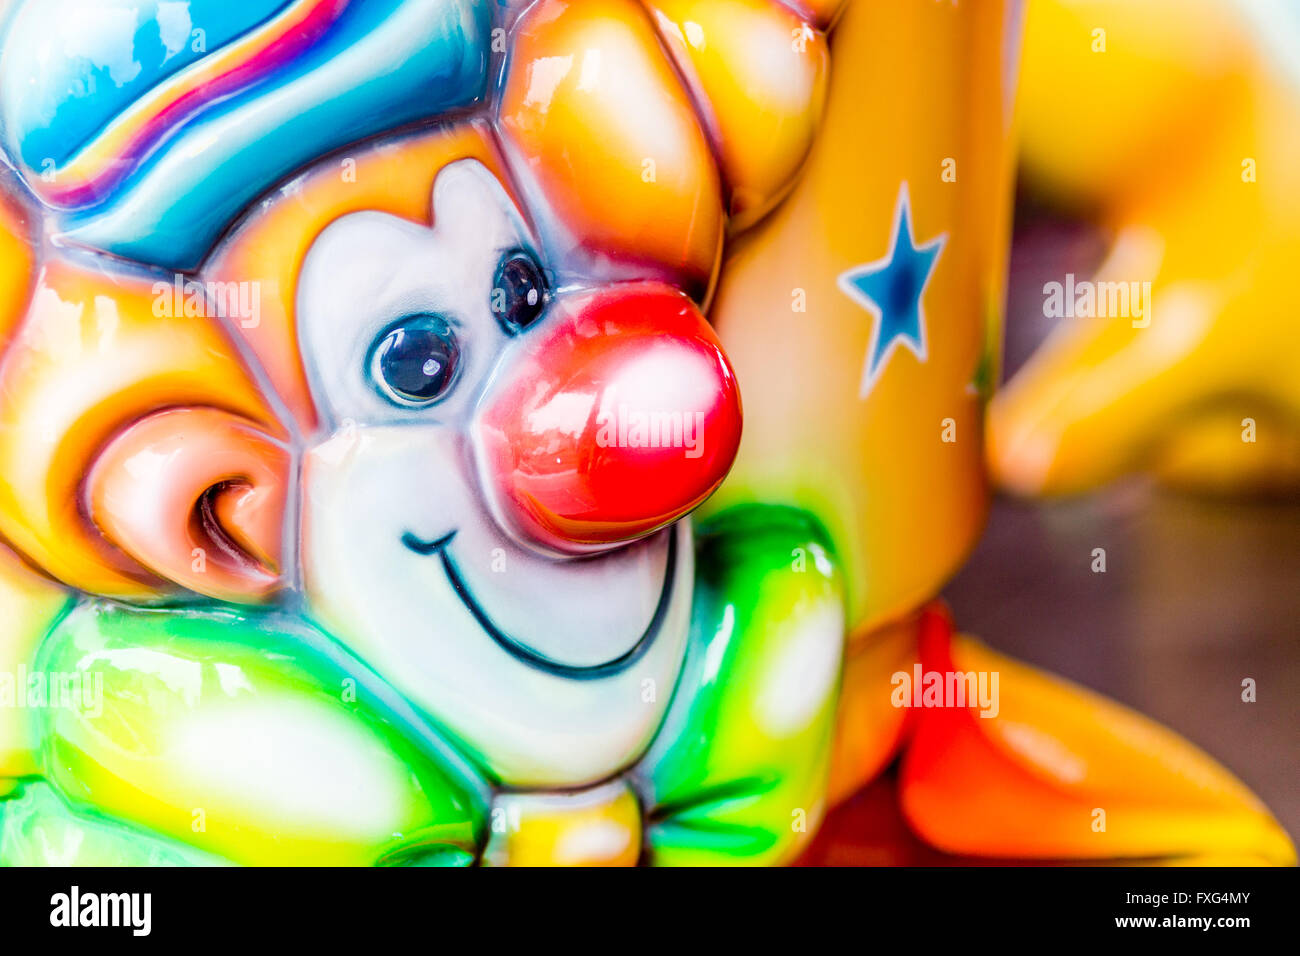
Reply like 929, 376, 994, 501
401, 529, 677, 679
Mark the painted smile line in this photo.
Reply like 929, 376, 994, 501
400, 528, 678, 680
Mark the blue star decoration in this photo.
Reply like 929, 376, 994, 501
837, 184, 946, 398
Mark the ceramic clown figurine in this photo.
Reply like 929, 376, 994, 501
991, 0, 1300, 495
0, 0, 1292, 866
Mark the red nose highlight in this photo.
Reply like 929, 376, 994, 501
475, 284, 742, 553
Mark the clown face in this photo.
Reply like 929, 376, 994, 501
297, 160, 740, 787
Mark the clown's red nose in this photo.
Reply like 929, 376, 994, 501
474, 283, 742, 554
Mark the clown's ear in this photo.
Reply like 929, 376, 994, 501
87, 409, 289, 603
0, 258, 289, 604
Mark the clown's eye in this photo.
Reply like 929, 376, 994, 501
492, 250, 548, 334
369, 314, 460, 406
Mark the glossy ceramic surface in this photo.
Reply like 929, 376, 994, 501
0, 0, 1291, 866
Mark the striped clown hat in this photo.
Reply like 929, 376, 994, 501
0, 0, 489, 269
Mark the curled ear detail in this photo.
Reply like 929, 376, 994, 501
0, 258, 288, 602
88, 408, 290, 604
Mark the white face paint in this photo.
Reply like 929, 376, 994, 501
296, 160, 693, 788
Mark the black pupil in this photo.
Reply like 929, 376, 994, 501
494, 252, 546, 333
373, 317, 458, 403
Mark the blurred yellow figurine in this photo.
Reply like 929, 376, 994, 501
991, 0, 1300, 495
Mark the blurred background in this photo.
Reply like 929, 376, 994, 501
950, 211, 1300, 846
